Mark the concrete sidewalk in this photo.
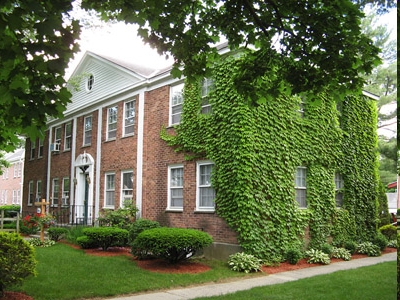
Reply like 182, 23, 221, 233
102, 252, 396, 300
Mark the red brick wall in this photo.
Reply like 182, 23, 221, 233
142, 86, 239, 244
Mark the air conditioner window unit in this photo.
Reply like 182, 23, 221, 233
50, 143, 60, 152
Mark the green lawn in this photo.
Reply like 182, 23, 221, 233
10, 243, 252, 300
194, 261, 397, 300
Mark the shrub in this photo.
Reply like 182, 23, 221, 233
76, 236, 98, 249
344, 240, 357, 254
82, 227, 128, 250
372, 233, 388, 251
65, 226, 89, 244
27, 238, 56, 248
0, 232, 37, 296
228, 252, 262, 273
387, 239, 397, 248
285, 248, 303, 265
356, 242, 381, 257
128, 219, 161, 244
132, 227, 213, 263
378, 224, 397, 240
97, 201, 138, 229
320, 243, 333, 256
305, 249, 330, 265
47, 227, 69, 242
331, 247, 351, 261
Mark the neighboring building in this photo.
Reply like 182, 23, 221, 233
22, 49, 381, 260
0, 148, 24, 207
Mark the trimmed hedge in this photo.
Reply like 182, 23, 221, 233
47, 227, 69, 242
379, 224, 397, 240
81, 227, 128, 251
132, 227, 213, 263
0, 232, 37, 296
128, 219, 161, 243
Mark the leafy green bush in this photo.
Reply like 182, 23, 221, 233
0, 232, 37, 296
97, 201, 138, 229
356, 242, 381, 257
305, 249, 330, 265
331, 247, 351, 261
47, 227, 69, 242
128, 219, 161, 244
65, 226, 89, 244
27, 238, 56, 248
378, 224, 397, 240
372, 233, 388, 251
387, 239, 397, 248
320, 243, 333, 255
0, 205, 20, 217
132, 227, 213, 263
344, 240, 358, 254
76, 236, 98, 249
285, 248, 303, 265
82, 227, 128, 250
228, 252, 262, 273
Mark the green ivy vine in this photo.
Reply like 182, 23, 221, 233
161, 55, 380, 262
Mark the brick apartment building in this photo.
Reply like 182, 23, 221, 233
0, 148, 24, 207
22, 48, 380, 258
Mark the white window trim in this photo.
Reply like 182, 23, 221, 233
123, 100, 135, 136
64, 122, 72, 151
52, 178, 59, 207
107, 106, 118, 140
169, 83, 184, 126
62, 177, 70, 206
30, 140, 36, 160
86, 74, 95, 92
167, 164, 184, 211
38, 139, 44, 158
334, 173, 344, 207
36, 180, 42, 202
295, 167, 307, 208
196, 160, 215, 212
84, 116, 92, 146
104, 172, 116, 209
28, 181, 34, 206
120, 170, 134, 208
54, 126, 62, 145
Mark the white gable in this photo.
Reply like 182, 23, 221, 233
65, 52, 146, 115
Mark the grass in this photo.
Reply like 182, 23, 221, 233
194, 261, 397, 300
10, 243, 252, 300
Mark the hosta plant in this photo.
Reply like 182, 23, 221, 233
228, 252, 262, 273
387, 240, 397, 248
27, 238, 56, 248
356, 242, 381, 257
331, 247, 351, 261
305, 249, 330, 265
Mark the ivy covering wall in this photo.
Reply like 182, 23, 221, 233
161, 55, 380, 262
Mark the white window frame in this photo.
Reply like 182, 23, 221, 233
52, 178, 59, 207
64, 122, 72, 150
12, 190, 18, 204
121, 170, 134, 207
196, 161, 216, 211
36, 180, 42, 202
295, 167, 307, 208
334, 173, 344, 207
38, 139, 44, 158
62, 177, 70, 206
54, 126, 62, 146
28, 180, 34, 206
13, 163, 18, 178
201, 78, 214, 114
170, 83, 184, 125
167, 165, 184, 210
84, 116, 92, 146
107, 106, 118, 140
124, 100, 135, 136
105, 172, 115, 208
86, 74, 95, 92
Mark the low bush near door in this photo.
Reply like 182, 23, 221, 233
79, 227, 129, 251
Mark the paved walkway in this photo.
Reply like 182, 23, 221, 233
103, 252, 396, 300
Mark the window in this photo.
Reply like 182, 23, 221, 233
107, 106, 118, 139
201, 78, 214, 114
13, 162, 21, 178
64, 122, 72, 150
170, 83, 184, 125
54, 127, 62, 146
62, 177, 70, 206
295, 167, 307, 207
1, 190, 5, 204
168, 165, 184, 210
52, 178, 59, 206
121, 171, 133, 206
334, 173, 344, 207
2, 167, 7, 179
38, 139, 44, 158
298, 96, 305, 117
36, 180, 42, 202
197, 161, 215, 211
12, 190, 18, 204
84, 116, 92, 145
124, 100, 135, 136
105, 173, 115, 207
30, 139, 36, 160
28, 181, 34, 206
86, 74, 94, 92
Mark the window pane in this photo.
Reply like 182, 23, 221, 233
296, 189, 306, 207
200, 165, 213, 185
170, 168, 183, 187
200, 187, 215, 207
171, 189, 183, 207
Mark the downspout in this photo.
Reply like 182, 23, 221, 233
136, 90, 145, 218
70, 117, 77, 224
46, 127, 53, 211
95, 107, 102, 224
